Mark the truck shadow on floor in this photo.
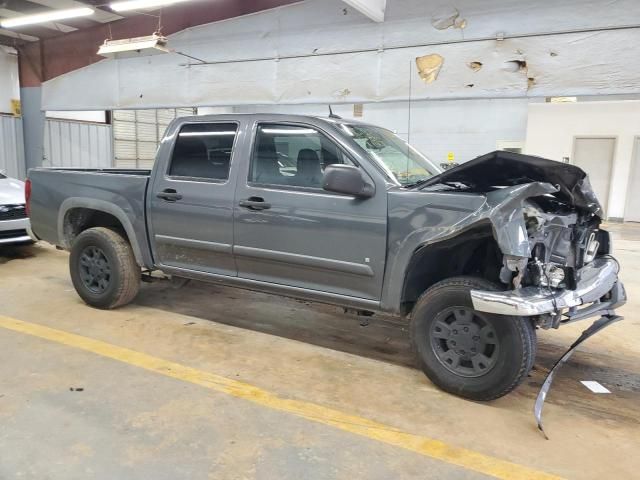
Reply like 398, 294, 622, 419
135, 279, 640, 425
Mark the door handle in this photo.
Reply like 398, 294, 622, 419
157, 189, 183, 202
239, 197, 271, 211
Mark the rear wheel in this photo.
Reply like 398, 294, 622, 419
69, 227, 140, 309
410, 276, 536, 401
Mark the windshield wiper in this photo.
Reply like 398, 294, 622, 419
403, 178, 435, 189
404, 180, 471, 190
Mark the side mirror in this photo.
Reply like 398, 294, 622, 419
322, 164, 374, 198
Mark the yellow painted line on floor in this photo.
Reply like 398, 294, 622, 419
0, 314, 562, 480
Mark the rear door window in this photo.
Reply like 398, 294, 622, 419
169, 123, 238, 181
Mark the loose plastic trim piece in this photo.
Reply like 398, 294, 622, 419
534, 314, 622, 439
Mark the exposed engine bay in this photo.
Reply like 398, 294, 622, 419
517, 199, 606, 291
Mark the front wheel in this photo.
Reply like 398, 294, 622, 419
410, 276, 536, 401
69, 227, 140, 309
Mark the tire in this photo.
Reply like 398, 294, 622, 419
410, 276, 536, 401
69, 227, 140, 309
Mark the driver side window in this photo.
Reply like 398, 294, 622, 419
249, 124, 352, 188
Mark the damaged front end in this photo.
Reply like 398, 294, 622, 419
472, 186, 626, 329
419, 151, 626, 327
419, 151, 627, 436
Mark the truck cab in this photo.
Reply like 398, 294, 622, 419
146, 116, 392, 306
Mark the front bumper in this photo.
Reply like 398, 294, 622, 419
0, 218, 37, 245
471, 257, 626, 317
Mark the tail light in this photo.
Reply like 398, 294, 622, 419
25, 179, 32, 217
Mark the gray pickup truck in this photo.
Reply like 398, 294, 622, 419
27, 113, 626, 401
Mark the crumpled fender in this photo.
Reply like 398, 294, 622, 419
382, 182, 559, 313
485, 182, 559, 258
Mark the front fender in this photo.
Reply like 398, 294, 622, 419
380, 182, 558, 313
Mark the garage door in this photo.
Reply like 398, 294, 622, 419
113, 108, 196, 169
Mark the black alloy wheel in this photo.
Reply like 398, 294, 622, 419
78, 246, 112, 294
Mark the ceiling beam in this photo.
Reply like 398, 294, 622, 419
0, 27, 38, 42
0, 8, 77, 33
342, 0, 386, 22
19, 0, 301, 87
27, 0, 124, 23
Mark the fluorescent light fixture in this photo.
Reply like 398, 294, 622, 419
110, 0, 193, 12
0, 7, 94, 28
97, 34, 170, 59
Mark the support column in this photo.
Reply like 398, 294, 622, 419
18, 41, 46, 175
19, 86, 45, 173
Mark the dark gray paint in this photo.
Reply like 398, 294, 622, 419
29, 170, 152, 267
232, 117, 388, 301
27, 113, 623, 317
147, 119, 244, 276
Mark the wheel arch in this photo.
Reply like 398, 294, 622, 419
58, 198, 145, 267
400, 224, 503, 316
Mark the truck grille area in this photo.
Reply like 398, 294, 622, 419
0, 205, 27, 221
0, 229, 28, 240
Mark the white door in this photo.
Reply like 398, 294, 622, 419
572, 137, 616, 216
624, 137, 640, 222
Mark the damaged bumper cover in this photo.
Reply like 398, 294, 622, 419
470, 257, 626, 318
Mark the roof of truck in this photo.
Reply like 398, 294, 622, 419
175, 113, 375, 127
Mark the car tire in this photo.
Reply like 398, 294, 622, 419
69, 227, 140, 309
410, 276, 536, 401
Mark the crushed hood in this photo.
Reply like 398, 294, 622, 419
419, 151, 603, 218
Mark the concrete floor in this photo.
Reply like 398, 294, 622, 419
1, 223, 639, 479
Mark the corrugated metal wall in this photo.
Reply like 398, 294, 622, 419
0, 114, 26, 179
44, 119, 112, 168
113, 108, 195, 169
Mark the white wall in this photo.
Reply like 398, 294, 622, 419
0, 115, 25, 179
44, 119, 113, 169
233, 97, 530, 164
525, 101, 640, 220
0, 46, 19, 114
0, 47, 24, 178
46, 111, 106, 123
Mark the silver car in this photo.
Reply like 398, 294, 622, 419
0, 172, 37, 245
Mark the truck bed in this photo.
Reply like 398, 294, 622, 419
40, 168, 152, 176
28, 168, 152, 266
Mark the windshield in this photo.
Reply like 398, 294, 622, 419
340, 124, 440, 185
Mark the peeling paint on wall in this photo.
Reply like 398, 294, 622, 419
503, 60, 528, 73
468, 61, 483, 71
333, 88, 352, 99
416, 54, 444, 82
431, 6, 467, 30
